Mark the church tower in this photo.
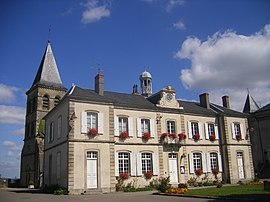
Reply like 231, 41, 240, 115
20, 41, 67, 188
140, 70, 152, 97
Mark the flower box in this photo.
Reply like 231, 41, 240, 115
119, 172, 129, 180
119, 131, 129, 139
236, 134, 242, 141
161, 133, 168, 139
209, 134, 216, 141
178, 133, 187, 140
88, 128, 98, 136
142, 133, 151, 140
144, 171, 153, 179
195, 169, 203, 176
168, 133, 177, 139
193, 134, 200, 141
212, 169, 219, 175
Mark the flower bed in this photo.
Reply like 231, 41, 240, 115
165, 188, 188, 194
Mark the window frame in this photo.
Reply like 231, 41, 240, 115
119, 117, 129, 134
141, 118, 150, 134
118, 152, 130, 174
141, 153, 153, 174
191, 122, 199, 135
193, 153, 202, 171
87, 112, 98, 130
42, 94, 50, 110
49, 122, 54, 143
210, 152, 218, 170
167, 120, 176, 134
57, 116, 62, 139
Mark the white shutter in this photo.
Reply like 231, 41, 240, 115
231, 123, 236, 139
137, 118, 142, 137
131, 153, 137, 176
205, 123, 209, 139
215, 125, 219, 139
81, 112, 87, 134
218, 153, 223, 172
240, 123, 245, 140
98, 112, 104, 134
150, 119, 155, 138
202, 153, 207, 173
188, 121, 192, 139
137, 153, 142, 176
189, 153, 194, 173
114, 116, 119, 136
128, 117, 133, 137
199, 123, 203, 139
206, 153, 211, 172
153, 153, 159, 176
115, 152, 119, 176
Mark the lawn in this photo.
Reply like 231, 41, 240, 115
185, 184, 270, 200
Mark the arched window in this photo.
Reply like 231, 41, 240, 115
54, 96, 60, 107
42, 95, 50, 110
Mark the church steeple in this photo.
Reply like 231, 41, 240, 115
31, 41, 65, 90
243, 91, 260, 113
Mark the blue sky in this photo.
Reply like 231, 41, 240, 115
0, 0, 269, 178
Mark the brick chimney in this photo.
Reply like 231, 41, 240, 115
199, 93, 210, 109
95, 74, 104, 96
222, 95, 230, 109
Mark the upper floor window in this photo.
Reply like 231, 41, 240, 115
49, 122, 54, 143
57, 116, 62, 139
141, 119, 150, 134
119, 117, 128, 133
207, 123, 215, 137
141, 153, 153, 174
191, 122, 199, 135
54, 96, 60, 107
232, 122, 243, 140
43, 95, 50, 110
167, 121, 175, 134
210, 152, 218, 170
87, 112, 98, 130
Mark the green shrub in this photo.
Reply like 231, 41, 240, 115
157, 177, 170, 192
216, 182, 223, 188
54, 188, 68, 195
178, 183, 188, 188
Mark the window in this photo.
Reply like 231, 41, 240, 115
43, 95, 50, 110
167, 121, 175, 134
119, 117, 128, 133
118, 152, 130, 174
54, 96, 60, 107
208, 124, 215, 136
87, 151, 97, 159
56, 152, 61, 180
234, 123, 241, 135
210, 153, 218, 170
191, 122, 199, 135
57, 116, 62, 139
193, 153, 202, 171
49, 122, 54, 142
87, 112, 97, 130
141, 153, 153, 173
141, 119, 150, 134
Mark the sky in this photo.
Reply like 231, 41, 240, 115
0, 0, 269, 178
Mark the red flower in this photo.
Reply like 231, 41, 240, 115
212, 169, 219, 175
236, 134, 242, 141
178, 133, 187, 140
193, 134, 200, 141
161, 133, 168, 139
195, 169, 203, 176
119, 131, 129, 139
168, 133, 177, 139
119, 172, 129, 180
144, 171, 153, 179
142, 133, 151, 140
88, 128, 98, 136
209, 134, 216, 141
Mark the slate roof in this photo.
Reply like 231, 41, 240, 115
179, 100, 216, 116
211, 103, 246, 117
243, 93, 260, 113
254, 103, 270, 113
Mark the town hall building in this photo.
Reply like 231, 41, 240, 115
21, 41, 254, 193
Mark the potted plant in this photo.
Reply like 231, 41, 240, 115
178, 133, 187, 140
195, 169, 203, 176
193, 134, 200, 141
144, 171, 153, 179
88, 128, 98, 137
236, 134, 242, 141
209, 133, 216, 141
142, 132, 151, 141
119, 172, 129, 180
160, 133, 168, 143
119, 131, 129, 139
168, 133, 177, 139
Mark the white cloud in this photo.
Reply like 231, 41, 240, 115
81, 0, 111, 24
10, 128, 25, 136
0, 84, 20, 103
173, 20, 186, 30
2, 141, 22, 158
0, 105, 25, 124
175, 24, 270, 111
166, 0, 185, 12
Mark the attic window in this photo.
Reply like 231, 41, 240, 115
43, 95, 50, 110
54, 96, 60, 106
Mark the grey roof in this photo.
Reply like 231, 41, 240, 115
31, 41, 65, 89
243, 93, 260, 113
211, 103, 246, 117
254, 103, 270, 113
179, 100, 216, 116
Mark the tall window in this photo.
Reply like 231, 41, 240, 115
167, 121, 175, 134
234, 123, 241, 135
54, 96, 60, 107
193, 153, 202, 171
118, 152, 130, 174
191, 122, 199, 135
210, 153, 218, 170
57, 116, 62, 139
56, 152, 61, 180
49, 122, 54, 142
208, 124, 215, 136
119, 117, 128, 133
43, 95, 50, 110
87, 112, 97, 130
141, 153, 152, 173
141, 119, 150, 134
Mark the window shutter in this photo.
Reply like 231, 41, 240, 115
188, 121, 192, 139
128, 117, 133, 137
231, 123, 236, 139
189, 153, 194, 174
137, 118, 142, 137
199, 123, 203, 139
202, 153, 207, 173
115, 152, 119, 176
205, 123, 209, 139
218, 153, 223, 172
137, 153, 142, 176
131, 153, 137, 176
81, 112, 87, 134
98, 112, 104, 134
150, 119, 155, 138
114, 116, 119, 136
240, 123, 245, 140
153, 153, 159, 176
215, 125, 219, 139
206, 153, 211, 172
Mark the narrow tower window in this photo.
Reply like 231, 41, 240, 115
54, 96, 60, 107
42, 95, 50, 110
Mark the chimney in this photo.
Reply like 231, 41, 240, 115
222, 95, 230, 109
95, 74, 104, 96
199, 93, 210, 109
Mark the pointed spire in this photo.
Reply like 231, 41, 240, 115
31, 41, 65, 90
243, 91, 260, 113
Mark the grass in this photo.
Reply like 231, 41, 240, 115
185, 184, 270, 200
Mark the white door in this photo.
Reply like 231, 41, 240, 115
237, 152, 244, 179
168, 153, 178, 184
87, 152, 97, 189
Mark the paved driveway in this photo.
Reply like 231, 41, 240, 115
0, 188, 238, 202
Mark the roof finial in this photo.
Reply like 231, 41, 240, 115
48, 25, 51, 43
247, 88, 250, 95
